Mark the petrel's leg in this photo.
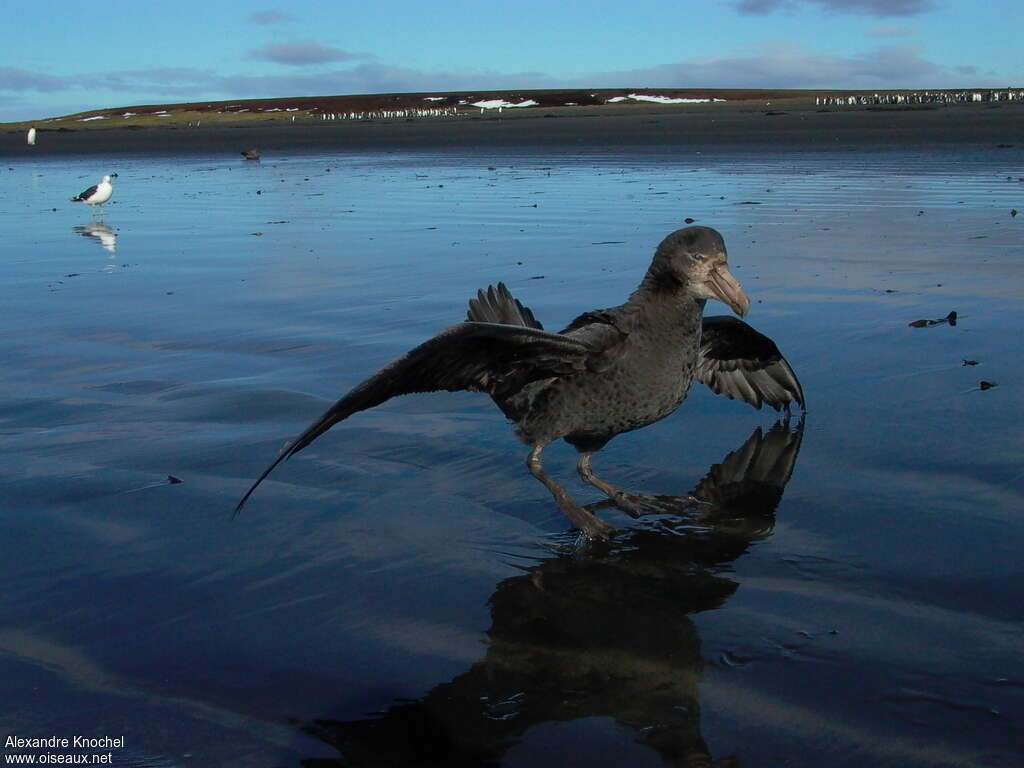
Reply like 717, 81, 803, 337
577, 452, 701, 517
527, 444, 615, 540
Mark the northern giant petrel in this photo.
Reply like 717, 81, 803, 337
235, 226, 804, 539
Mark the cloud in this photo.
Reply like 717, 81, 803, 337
0, 66, 219, 99
582, 42, 975, 90
1, 40, 1009, 123
219, 63, 559, 99
3, 45, 996, 99
0, 62, 553, 105
91, 68, 214, 89
247, 9, 297, 25
210, 43, 997, 98
867, 25, 914, 36
249, 40, 369, 66
0, 67, 66, 92
734, 0, 935, 17
733, 0, 789, 12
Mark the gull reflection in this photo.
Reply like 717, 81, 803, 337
305, 418, 804, 767
72, 222, 118, 253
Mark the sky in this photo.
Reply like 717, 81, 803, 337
1, 0, 1020, 122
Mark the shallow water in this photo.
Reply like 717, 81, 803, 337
1, 146, 1022, 767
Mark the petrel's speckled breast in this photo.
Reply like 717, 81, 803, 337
511, 298, 703, 451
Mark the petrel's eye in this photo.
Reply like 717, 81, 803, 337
690, 252, 705, 261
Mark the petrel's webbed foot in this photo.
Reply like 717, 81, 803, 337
577, 452, 705, 518
601, 489, 704, 518
527, 445, 616, 541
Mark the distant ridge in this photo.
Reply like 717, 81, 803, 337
6, 86, 1019, 128
24, 88, 791, 125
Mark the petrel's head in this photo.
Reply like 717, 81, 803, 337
648, 226, 750, 316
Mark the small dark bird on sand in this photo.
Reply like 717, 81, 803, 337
235, 226, 804, 539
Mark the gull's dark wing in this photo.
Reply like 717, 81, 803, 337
697, 316, 805, 412
71, 184, 98, 202
234, 321, 594, 514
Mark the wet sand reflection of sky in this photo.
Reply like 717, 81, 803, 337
0, 147, 1021, 767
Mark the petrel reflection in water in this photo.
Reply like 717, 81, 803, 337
235, 226, 804, 539
301, 420, 804, 767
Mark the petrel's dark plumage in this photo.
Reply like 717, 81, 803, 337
235, 226, 804, 539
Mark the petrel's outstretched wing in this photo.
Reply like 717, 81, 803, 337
467, 282, 544, 329
697, 316, 805, 412
468, 282, 628, 367
234, 321, 596, 514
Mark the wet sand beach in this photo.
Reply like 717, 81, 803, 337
1, 95, 1022, 767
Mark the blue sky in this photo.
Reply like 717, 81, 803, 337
1, 0, 1020, 122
